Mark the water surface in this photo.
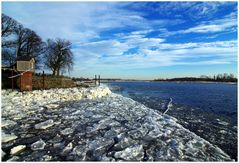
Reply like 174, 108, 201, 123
107, 81, 237, 160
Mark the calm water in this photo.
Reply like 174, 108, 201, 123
107, 81, 238, 160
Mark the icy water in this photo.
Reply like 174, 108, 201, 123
107, 81, 238, 160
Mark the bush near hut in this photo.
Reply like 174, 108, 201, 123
1, 69, 18, 89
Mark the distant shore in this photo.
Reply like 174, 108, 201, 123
102, 80, 237, 84
152, 80, 237, 84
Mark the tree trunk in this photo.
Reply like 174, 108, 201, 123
57, 68, 60, 76
52, 69, 57, 76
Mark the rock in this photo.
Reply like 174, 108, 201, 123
35, 120, 54, 130
2, 132, 18, 143
10, 145, 26, 155
31, 139, 46, 150
60, 128, 74, 135
114, 145, 144, 161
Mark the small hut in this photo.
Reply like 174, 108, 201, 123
16, 56, 35, 91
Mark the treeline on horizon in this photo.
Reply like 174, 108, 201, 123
154, 73, 238, 83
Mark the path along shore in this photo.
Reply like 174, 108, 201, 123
1, 85, 232, 161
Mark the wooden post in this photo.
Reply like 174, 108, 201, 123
98, 75, 100, 86
95, 75, 97, 86
42, 71, 45, 89
11, 69, 14, 91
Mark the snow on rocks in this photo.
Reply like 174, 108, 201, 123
10, 145, 26, 155
35, 120, 54, 130
1, 85, 232, 161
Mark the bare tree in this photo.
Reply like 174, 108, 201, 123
44, 38, 73, 76
1, 14, 45, 67
2, 48, 16, 66
1, 14, 18, 37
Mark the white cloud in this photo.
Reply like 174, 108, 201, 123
72, 36, 237, 71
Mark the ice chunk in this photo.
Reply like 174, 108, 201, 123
60, 128, 74, 135
45, 104, 59, 109
31, 139, 46, 150
2, 149, 6, 159
35, 120, 54, 129
10, 145, 26, 155
6, 156, 20, 161
2, 132, 17, 143
1, 120, 17, 128
114, 145, 144, 161
61, 142, 73, 156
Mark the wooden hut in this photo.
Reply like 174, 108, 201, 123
16, 56, 35, 91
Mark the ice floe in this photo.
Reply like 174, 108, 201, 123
1, 85, 232, 161
10, 145, 26, 155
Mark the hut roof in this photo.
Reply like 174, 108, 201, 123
16, 56, 35, 61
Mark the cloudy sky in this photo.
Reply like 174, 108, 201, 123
2, 1, 238, 79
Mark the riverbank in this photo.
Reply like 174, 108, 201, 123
1, 86, 232, 161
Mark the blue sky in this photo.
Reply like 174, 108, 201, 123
2, 2, 238, 79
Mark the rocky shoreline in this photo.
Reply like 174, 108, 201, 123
1, 86, 232, 161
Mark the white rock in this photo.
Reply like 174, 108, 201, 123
10, 145, 26, 155
31, 139, 46, 150
35, 120, 54, 129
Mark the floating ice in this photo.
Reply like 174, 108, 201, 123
31, 139, 46, 150
2, 132, 17, 143
2, 149, 6, 159
1, 120, 17, 128
60, 128, 74, 135
114, 145, 144, 161
61, 142, 73, 156
10, 145, 26, 155
1, 86, 233, 161
35, 120, 54, 130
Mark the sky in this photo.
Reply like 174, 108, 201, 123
2, 1, 238, 80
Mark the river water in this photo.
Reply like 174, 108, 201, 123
107, 81, 238, 160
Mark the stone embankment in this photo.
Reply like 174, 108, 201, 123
1, 86, 232, 161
